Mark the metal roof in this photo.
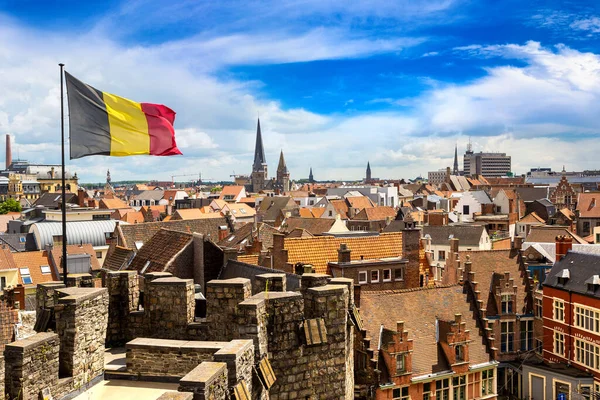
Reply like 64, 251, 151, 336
30, 220, 120, 249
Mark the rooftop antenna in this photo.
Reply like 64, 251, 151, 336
467, 137, 472, 153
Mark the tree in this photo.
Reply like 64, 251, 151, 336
0, 198, 22, 214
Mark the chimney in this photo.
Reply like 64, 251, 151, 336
513, 236, 523, 250
5, 134, 11, 170
555, 235, 573, 262
354, 284, 361, 308
338, 243, 351, 263
218, 226, 229, 241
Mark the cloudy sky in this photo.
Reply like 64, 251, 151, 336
1, 0, 600, 183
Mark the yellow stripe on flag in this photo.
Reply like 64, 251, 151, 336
103, 92, 150, 156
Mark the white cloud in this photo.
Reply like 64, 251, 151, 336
3, 11, 600, 182
571, 17, 600, 33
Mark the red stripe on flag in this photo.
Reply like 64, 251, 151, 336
140, 103, 182, 156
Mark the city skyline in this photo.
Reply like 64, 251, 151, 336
2, 0, 600, 181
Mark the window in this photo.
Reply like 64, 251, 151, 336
96, 251, 102, 259
422, 383, 431, 400
19, 267, 32, 285
575, 305, 600, 334
535, 339, 543, 354
584, 221, 591, 235
452, 375, 466, 400
463, 205, 470, 215
392, 386, 409, 400
0, 277, 5, 290
501, 294, 513, 314
520, 320, 533, 351
40, 265, 51, 275
500, 321, 514, 352
553, 299, 565, 322
395, 353, 405, 374
555, 381, 570, 400
436, 378, 449, 400
358, 271, 367, 284
554, 331, 565, 356
371, 270, 379, 283
383, 269, 391, 282
535, 297, 543, 318
580, 385, 591, 400
455, 345, 464, 362
328, 211, 333, 217
481, 369, 494, 396
575, 339, 600, 371
394, 268, 403, 281
438, 250, 446, 261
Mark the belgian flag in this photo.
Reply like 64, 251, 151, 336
65, 72, 182, 159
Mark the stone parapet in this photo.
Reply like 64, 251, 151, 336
213, 340, 254, 396
35, 282, 65, 319
206, 278, 252, 341
4, 332, 60, 400
126, 338, 228, 378
54, 287, 108, 388
300, 273, 330, 293
146, 277, 194, 339
179, 362, 228, 400
106, 271, 139, 345
254, 273, 287, 294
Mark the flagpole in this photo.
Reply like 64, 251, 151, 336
59, 63, 68, 286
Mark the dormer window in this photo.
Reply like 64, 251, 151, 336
557, 269, 570, 286
455, 344, 464, 362
501, 294, 513, 314
395, 353, 406, 374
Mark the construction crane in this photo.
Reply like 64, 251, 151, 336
171, 173, 213, 186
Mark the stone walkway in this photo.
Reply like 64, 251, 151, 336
73, 380, 179, 400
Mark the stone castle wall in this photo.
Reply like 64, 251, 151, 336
106, 270, 354, 399
4, 332, 60, 400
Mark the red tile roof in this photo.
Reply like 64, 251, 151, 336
577, 192, 600, 218
283, 233, 403, 274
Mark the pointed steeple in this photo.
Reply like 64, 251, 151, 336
366, 162, 372, 181
309, 167, 314, 183
453, 144, 459, 175
277, 150, 288, 173
253, 118, 266, 171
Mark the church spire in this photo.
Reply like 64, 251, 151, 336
453, 144, 459, 175
277, 150, 288, 173
309, 167, 314, 183
366, 161, 372, 182
253, 118, 266, 172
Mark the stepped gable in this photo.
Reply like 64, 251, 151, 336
360, 284, 489, 374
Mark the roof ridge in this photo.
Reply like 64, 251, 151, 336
362, 283, 460, 295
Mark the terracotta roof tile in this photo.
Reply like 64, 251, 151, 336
99, 198, 129, 210
173, 209, 224, 220
127, 229, 193, 274
121, 211, 144, 224
311, 208, 326, 218
352, 206, 396, 221
299, 208, 314, 218
346, 196, 374, 210
577, 192, 600, 218
13, 250, 57, 286
525, 225, 587, 244
0, 246, 17, 270
361, 285, 490, 374
330, 200, 349, 219
119, 217, 227, 248
218, 185, 245, 199
237, 254, 259, 265
103, 246, 135, 271
284, 232, 403, 274
282, 217, 335, 235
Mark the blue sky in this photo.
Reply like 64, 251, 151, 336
2, 0, 600, 182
